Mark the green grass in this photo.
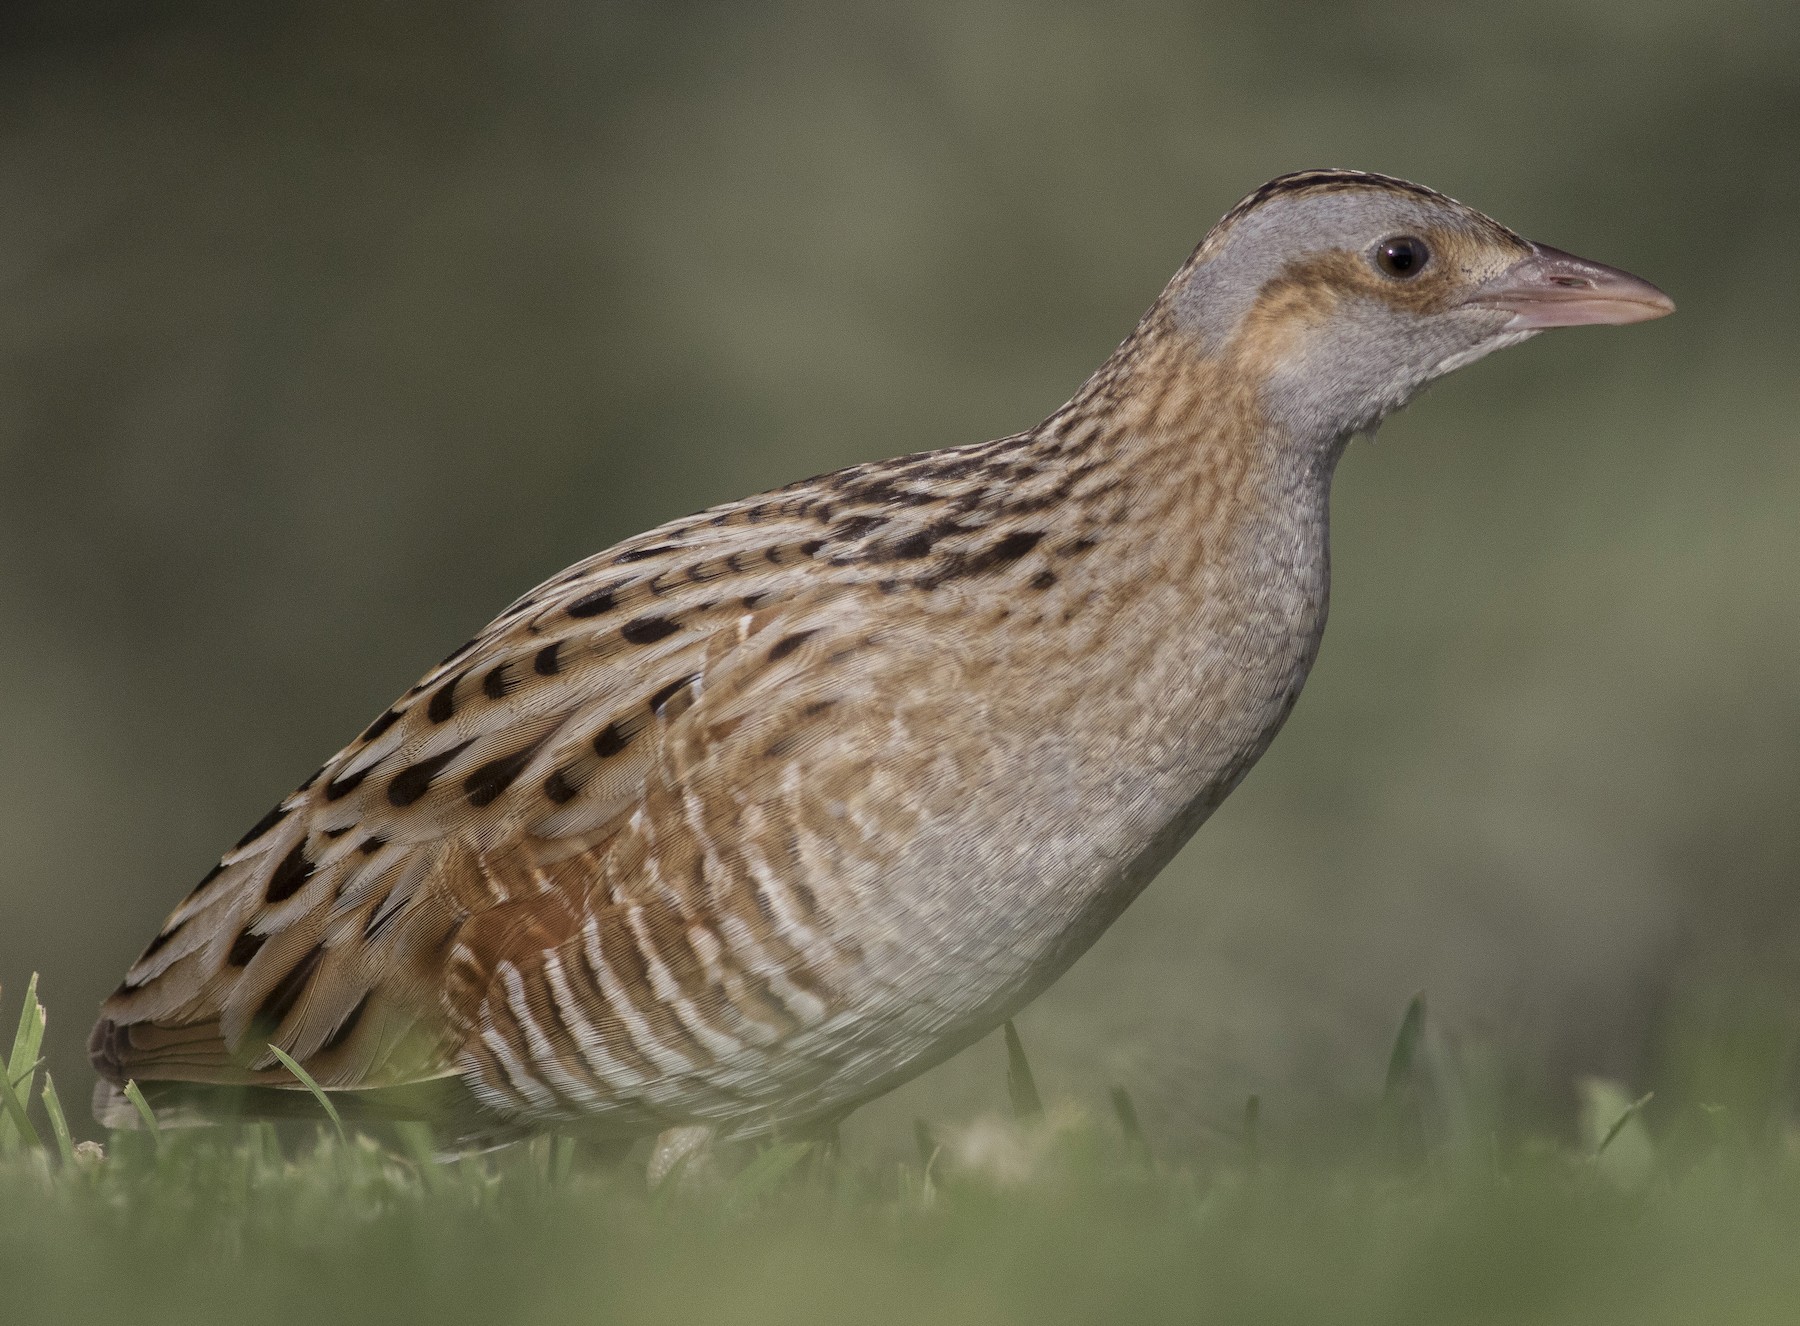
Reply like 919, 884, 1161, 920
5, 979, 1800, 1326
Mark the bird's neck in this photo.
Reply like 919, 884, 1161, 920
958, 314, 1348, 931
1019, 309, 1350, 591
1000, 310, 1345, 785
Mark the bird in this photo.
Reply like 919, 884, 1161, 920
89, 169, 1672, 1148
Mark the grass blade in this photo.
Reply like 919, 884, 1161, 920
1383, 992, 1427, 1102
1596, 1090, 1655, 1158
122, 1079, 162, 1154
0, 1049, 42, 1151
0, 974, 46, 1152
553, 1134, 577, 1185
266, 1044, 347, 1142
5, 974, 44, 1077
1003, 1020, 1043, 1123
393, 1121, 447, 1191
913, 1118, 939, 1172
1111, 1085, 1150, 1165
39, 1072, 75, 1165
723, 1141, 812, 1212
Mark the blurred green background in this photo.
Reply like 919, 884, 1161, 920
1, 0, 1795, 1150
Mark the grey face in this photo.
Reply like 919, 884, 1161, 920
1168, 176, 1671, 449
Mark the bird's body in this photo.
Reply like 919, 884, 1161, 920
90, 171, 1671, 1143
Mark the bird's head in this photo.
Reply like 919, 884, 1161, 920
1168, 170, 1673, 445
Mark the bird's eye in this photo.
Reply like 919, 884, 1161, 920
1374, 236, 1430, 279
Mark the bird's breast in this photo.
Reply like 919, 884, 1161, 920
840, 461, 1334, 1024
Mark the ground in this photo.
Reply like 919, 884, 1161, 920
5, 978, 1800, 1326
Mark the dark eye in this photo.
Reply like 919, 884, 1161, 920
1375, 236, 1430, 278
